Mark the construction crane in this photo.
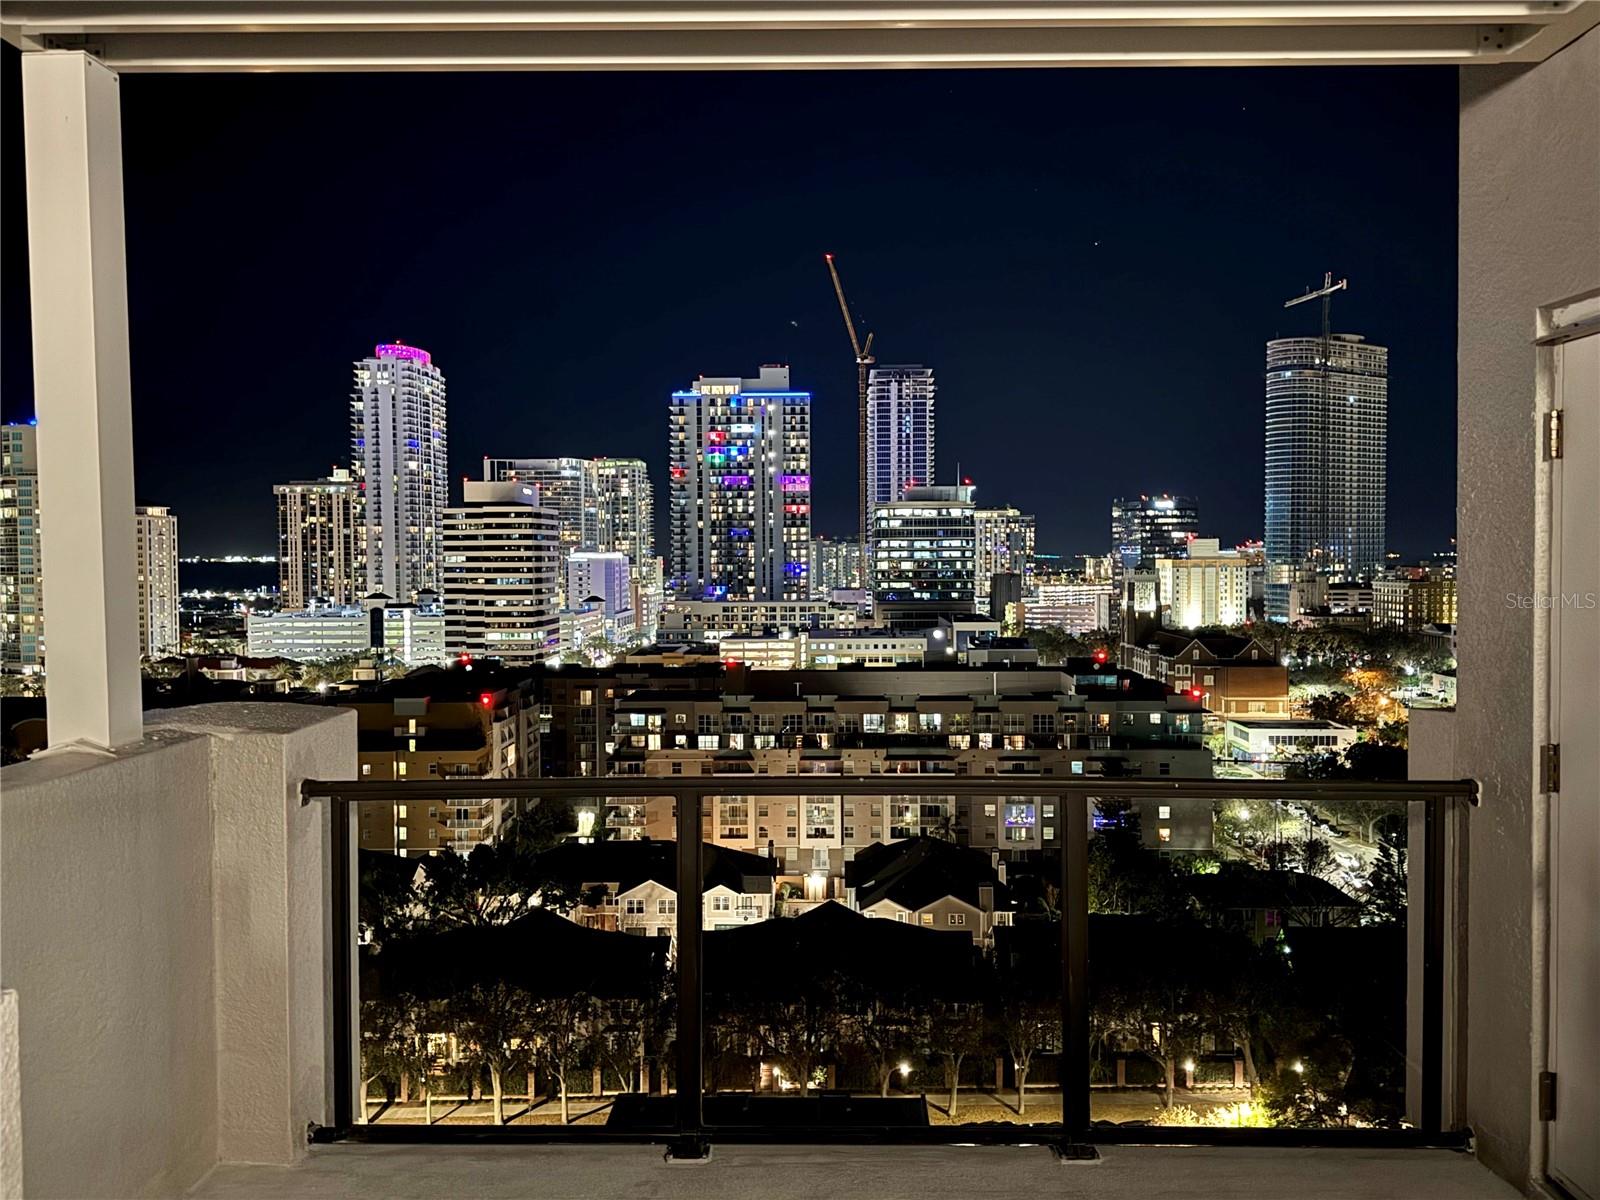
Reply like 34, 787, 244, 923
1283, 272, 1349, 567
824, 253, 875, 552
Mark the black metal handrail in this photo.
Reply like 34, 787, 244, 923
303, 774, 1476, 1158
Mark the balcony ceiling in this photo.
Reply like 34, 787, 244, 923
3, 1, 1598, 70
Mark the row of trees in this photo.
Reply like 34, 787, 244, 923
357, 802, 1411, 1128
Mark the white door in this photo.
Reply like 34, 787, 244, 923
1548, 328, 1600, 1200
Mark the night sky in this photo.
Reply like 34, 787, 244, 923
1, 49, 1458, 559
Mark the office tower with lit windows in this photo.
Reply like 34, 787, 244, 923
872, 484, 979, 631
352, 343, 448, 601
1, 423, 43, 671
974, 506, 1036, 604
483, 457, 598, 555
274, 469, 356, 609
668, 365, 812, 601
867, 365, 936, 508
134, 505, 180, 658
441, 481, 561, 664
1111, 494, 1200, 570
1265, 333, 1388, 621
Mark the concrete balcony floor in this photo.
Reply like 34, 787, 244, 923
188, 1143, 1519, 1200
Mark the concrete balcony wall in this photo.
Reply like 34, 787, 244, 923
1457, 22, 1600, 1190
0, 703, 355, 1198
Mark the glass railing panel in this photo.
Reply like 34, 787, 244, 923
354, 792, 678, 1128
1086, 791, 1411, 1130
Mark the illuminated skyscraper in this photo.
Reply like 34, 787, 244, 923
482, 457, 598, 556
1265, 333, 1388, 621
873, 485, 978, 631
274, 470, 356, 609
592, 458, 655, 566
1, 423, 43, 671
442, 481, 560, 664
974, 506, 1036, 604
134, 505, 180, 658
867, 365, 936, 506
1111, 494, 1199, 570
668, 365, 811, 601
351, 343, 448, 601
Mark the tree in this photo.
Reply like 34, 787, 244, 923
750, 975, 848, 1095
923, 1002, 986, 1119
1365, 841, 1407, 925
848, 989, 921, 1098
997, 997, 1056, 1116
1087, 800, 1188, 918
360, 995, 434, 1122
534, 992, 596, 1124
414, 803, 580, 928
1303, 691, 1357, 725
446, 981, 539, 1125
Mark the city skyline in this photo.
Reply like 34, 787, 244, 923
0, 57, 1458, 559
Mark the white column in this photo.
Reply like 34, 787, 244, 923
22, 51, 143, 749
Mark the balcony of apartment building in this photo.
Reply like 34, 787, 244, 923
1, 5, 1597, 1200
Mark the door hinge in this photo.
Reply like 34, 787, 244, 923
1541, 744, 1561, 793
1539, 1070, 1557, 1121
1544, 409, 1563, 460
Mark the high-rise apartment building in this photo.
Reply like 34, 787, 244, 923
1265, 333, 1388, 621
866, 365, 935, 507
1, 423, 43, 672
812, 535, 867, 597
668, 366, 812, 601
274, 469, 356, 609
352, 343, 448, 601
441, 481, 560, 664
872, 485, 978, 631
593, 458, 654, 565
1156, 538, 1251, 630
974, 506, 1036, 604
134, 505, 180, 658
1110, 494, 1199, 571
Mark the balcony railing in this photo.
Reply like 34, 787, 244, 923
302, 775, 1474, 1159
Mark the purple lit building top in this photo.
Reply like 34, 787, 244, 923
374, 342, 432, 366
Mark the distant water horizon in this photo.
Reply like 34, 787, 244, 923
180, 559, 277, 594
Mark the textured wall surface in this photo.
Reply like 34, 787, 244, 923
148, 704, 355, 1168
0, 731, 219, 1198
2, 989, 22, 1199
1457, 26, 1600, 1189
0, 703, 355, 1196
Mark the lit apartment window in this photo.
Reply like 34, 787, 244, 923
919, 913, 934, 927
1158, 805, 1172, 819
1158, 827, 1172, 843
948, 913, 966, 927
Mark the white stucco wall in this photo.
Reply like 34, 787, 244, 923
0, 730, 219, 1198
147, 704, 356, 1167
0, 703, 355, 1197
2, 989, 23, 1200
1457, 25, 1600, 1189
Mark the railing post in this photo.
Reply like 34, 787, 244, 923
1420, 795, 1446, 1135
1060, 786, 1094, 1156
331, 797, 358, 1131
671, 786, 708, 1157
